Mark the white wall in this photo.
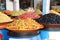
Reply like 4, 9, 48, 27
13, 0, 19, 11
6, 0, 13, 11
6, 0, 19, 11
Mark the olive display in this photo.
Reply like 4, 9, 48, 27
35, 13, 60, 24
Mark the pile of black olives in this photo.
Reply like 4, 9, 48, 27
35, 13, 60, 24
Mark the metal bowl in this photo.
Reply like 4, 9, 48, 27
44, 24, 60, 28
0, 22, 12, 29
7, 24, 44, 32
8, 30, 40, 38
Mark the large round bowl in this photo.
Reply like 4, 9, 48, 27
7, 24, 44, 32
44, 24, 60, 28
0, 22, 12, 29
8, 30, 40, 38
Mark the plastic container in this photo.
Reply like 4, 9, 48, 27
9, 34, 41, 40
0, 29, 9, 40
40, 29, 49, 40
40, 26, 60, 40
40, 24, 60, 40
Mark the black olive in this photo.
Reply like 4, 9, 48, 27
36, 13, 60, 24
